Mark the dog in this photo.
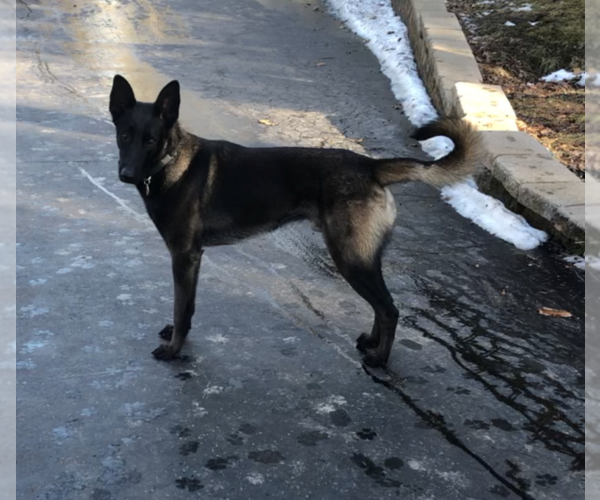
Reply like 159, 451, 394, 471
109, 74, 483, 367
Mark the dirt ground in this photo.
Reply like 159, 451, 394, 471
447, 0, 585, 179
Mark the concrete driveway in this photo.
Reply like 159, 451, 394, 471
16, 1, 584, 499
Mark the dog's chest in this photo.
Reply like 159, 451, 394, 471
145, 196, 201, 251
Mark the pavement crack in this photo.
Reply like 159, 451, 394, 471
288, 281, 326, 320
362, 365, 535, 500
17, 0, 32, 18
34, 46, 88, 102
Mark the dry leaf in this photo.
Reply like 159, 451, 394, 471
258, 119, 275, 126
316, 62, 326, 67
538, 307, 572, 318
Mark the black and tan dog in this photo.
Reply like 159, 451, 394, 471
109, 75, 483, 367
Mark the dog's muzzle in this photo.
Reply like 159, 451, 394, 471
119, 166, 137, 184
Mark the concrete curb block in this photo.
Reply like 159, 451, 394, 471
391, 0, 585, 250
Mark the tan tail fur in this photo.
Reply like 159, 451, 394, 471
373, 117, 484, 188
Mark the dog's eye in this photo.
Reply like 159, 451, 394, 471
120, 132, 129, 142
146, 138, 156, 146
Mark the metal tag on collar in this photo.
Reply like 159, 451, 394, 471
161, 153, 174, 166
143, 176, 152, 196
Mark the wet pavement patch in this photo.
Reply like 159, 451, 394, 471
422, 365, 447, 374
179, 441, 199, 456
329, 408, 352, 427
296, 430, 329, 446
248, 449, 285, 464
175, 477, 204, 492
90, 489, 113, 500
356, 428, 377, 440
350, 453, 401, 488
399, 339, 423, 350
280, 346, 298, 357
464, 419, 491, 430
446, 386, 471, 395
384, 457, 404, 470
491, 418, 516, 432
535, 473, 558, 486
239, 423, 257, 435
205, 455, 239, 471
170, 425, 191, 437
227, 433, 244, 445
519, 358, 547, 374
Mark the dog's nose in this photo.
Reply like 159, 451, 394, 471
119, 172, 136, 184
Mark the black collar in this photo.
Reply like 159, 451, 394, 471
142, 152, 177, 196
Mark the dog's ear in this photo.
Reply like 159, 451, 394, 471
154, 80, 180, 130
109, 75, 136, 123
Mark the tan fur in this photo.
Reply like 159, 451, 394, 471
325, 187, 397, 265
374, 117, 484, 188
202, 155, 218, 206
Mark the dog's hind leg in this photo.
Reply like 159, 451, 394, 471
322, 188, 399, 367
333, 255, 398, 367
152, 250, 203, 360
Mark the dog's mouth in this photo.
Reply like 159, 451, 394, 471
119, 173, 138, 184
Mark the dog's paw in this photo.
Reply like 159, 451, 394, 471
356, 333, 378, 353
152, 344, 178, 361
158, 324, 174, 341
362, 353, 387, 368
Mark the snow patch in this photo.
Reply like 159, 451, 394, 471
504, 21, 516, 26
564, 255, 585, 269
325, 0, 548, 250
315, 395, 347, 414
20, 305, 49, 318
512, 3, 533, 11
192, 401, 208, 417
206, 333, 229, 344
20, 339, 48, 354
408, 459, 425, 471
246, 473, 265, 485
315, 403, 336, 414
203, 385, 224, 396
419, 136, 454, 160
441, 181, 548, 250
325, 0, 437, 127
541, 69, 586, 87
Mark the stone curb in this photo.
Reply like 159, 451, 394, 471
391, 0, 585, 251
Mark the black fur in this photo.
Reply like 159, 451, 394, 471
109, 75, 482, 367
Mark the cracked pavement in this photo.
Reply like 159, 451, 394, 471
16, 0, 584, 499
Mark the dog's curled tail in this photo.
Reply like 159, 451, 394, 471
373, 117, 484, 188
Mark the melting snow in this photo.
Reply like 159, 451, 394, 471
325, 0, 549, 250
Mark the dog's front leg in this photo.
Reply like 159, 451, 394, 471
152, 250, 203, 360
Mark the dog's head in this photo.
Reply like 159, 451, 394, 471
109, 75, 180, 184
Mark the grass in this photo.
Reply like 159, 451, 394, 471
447, 0, 585, 178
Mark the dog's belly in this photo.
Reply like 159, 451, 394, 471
201, 226, 269, 247
200, 209, 312, 247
